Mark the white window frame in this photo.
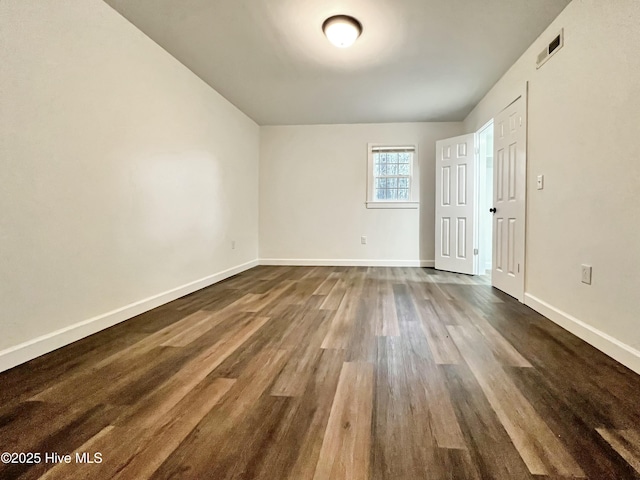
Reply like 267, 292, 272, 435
366, 143, 420, 209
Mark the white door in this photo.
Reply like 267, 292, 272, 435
492, 94, 527, 300
435, 134, 477, 275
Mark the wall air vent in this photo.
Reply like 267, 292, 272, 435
536, 29, 564, 69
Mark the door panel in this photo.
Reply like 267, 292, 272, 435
435, 133, 477, 275
496, 218, 504, 271
457, 164, 467, 204
442, 167, 451, 205
441, 218, 450, 257
457, 218, 466, 258
492, 94, 527, 300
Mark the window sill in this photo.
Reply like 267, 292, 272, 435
366, 201, 419, 209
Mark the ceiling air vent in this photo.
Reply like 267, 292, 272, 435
536, 29, 564, 69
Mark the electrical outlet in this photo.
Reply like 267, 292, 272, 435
537, 175, 544, 190
361, 235, 367, 245
231, 240, 236, 250
581, 265, 592, 285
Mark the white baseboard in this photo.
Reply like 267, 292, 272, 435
0, 259, 259, 373
524, 293, 640, 376
260, 258, 435, 268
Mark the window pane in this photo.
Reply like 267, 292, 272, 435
371, 148, 415, 203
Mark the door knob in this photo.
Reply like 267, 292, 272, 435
489, 208, 496, 214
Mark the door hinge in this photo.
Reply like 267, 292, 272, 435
474, 248, 479, 255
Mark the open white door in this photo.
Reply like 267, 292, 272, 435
492, 93, 527, 300
435, 134, 477, 275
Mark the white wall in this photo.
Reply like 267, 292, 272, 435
0, 0, 260, 369
259, 123, 464, 265
464, 0, 640, 372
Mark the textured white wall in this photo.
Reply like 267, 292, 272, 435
465, 0, 640, 358
0, 0, 259, 353
259, 123, 464, 264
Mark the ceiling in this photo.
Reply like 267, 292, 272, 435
104, 0, 570, 125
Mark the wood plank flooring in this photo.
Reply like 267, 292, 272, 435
1, 266, 639, 479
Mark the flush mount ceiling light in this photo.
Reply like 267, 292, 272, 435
322, 15, 362, 48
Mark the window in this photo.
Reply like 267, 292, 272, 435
366, 144, 419, 208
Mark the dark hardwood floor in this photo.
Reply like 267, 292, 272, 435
1, 266, 639, 479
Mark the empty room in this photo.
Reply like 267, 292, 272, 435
1, 0, 640, 479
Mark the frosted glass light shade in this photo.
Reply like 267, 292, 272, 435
322, 15, 362, 48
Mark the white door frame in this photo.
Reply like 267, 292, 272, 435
492, 83, 528, 302
475, 118, 494, 276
